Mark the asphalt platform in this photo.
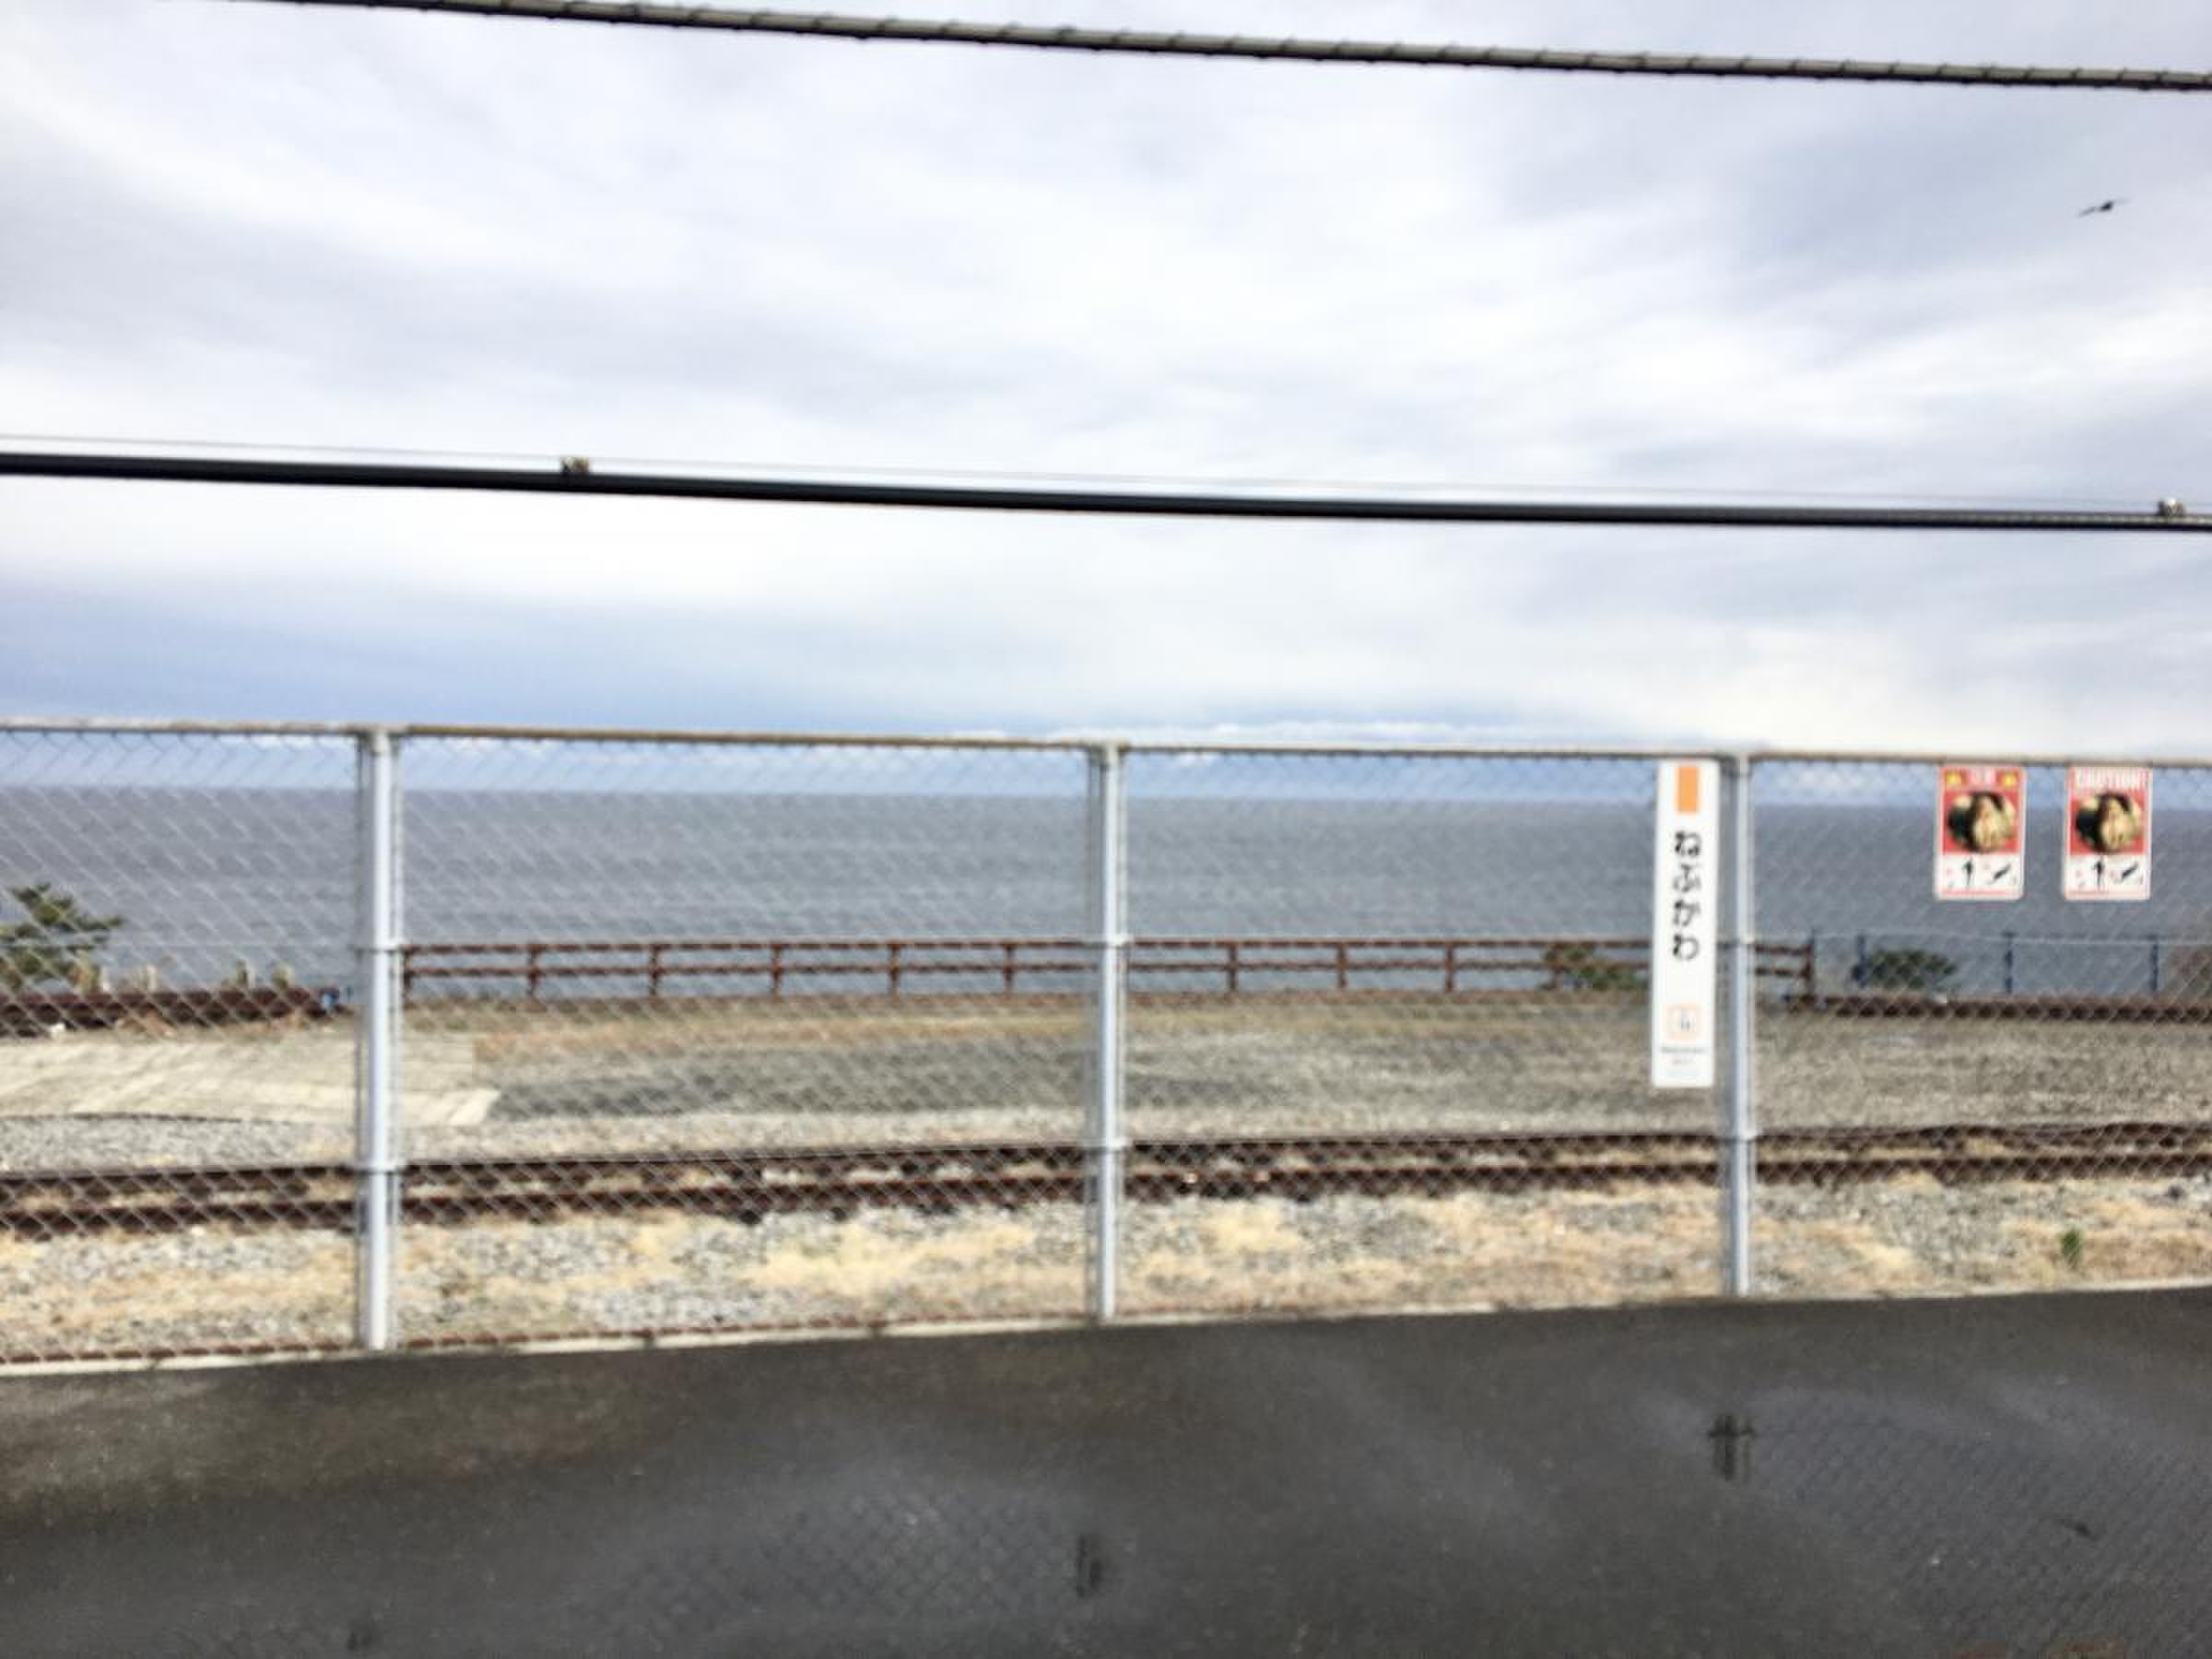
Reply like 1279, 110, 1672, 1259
4, 1290, 2210, 1655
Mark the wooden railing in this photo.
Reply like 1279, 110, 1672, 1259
0, 984, 340, 1037
400, 935, 1819, 1005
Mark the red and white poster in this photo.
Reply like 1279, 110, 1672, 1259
1935, 764, 2025, 901
2065, 766, 2151, 900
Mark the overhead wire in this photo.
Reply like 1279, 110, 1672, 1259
0, 434, 2166, 513
235, 2, 2212, 93
92, 10, 2200, 531
1, 448, 2203, 533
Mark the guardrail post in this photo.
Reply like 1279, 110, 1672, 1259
355, 728, 403, 1351
1086, 742, 1128, 1321
1724, 756, 1758, 1297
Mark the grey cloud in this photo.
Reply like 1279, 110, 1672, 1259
4, 1, 2211, 747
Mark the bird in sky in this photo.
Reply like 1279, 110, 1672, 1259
2077, 198, 2126, 217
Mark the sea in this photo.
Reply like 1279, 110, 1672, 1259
6, 768, 2209, 1002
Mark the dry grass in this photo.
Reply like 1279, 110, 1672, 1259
11, 1172, 2207, 1360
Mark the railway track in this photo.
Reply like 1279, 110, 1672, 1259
6, 1123, 2212, 1238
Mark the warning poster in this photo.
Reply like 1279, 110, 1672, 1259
2065, 766, 2151, 901
1935, 764, 2025, 901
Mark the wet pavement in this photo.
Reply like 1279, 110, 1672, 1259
3, 1289, 2209, 1655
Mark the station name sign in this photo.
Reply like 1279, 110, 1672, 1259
1651, 759, 1718, 1090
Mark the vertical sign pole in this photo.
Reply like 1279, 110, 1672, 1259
1725, 756, 1757, 1297
1086, 743, 1128, 1322
1652, 759, 1727, 1285
356, 728, 403, 1351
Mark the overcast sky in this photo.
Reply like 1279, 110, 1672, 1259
3, 1, 2208, 750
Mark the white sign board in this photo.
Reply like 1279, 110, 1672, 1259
2065, 766, 2152, 900
1650, 759, 1719, 1090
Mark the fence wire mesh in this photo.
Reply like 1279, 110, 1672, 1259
1114, 749, 1727, 1319
0, 730, 359, 1360
1751, 758, 2212, 1300
391, 735, 1097, 1346
6, 724, 2209, 1364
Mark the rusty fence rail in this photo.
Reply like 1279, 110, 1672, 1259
399, 935, 1820, 1004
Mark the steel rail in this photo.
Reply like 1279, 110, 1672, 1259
8, 1124, 2208, 1237
239, 3, 2212, 94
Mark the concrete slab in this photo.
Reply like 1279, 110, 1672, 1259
3, 1290, 2209, 1654
0, 1030, 495, 1126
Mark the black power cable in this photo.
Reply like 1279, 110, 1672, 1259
2, 449, 2201, 532
240, 2, 2212, 94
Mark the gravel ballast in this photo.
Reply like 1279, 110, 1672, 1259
5, 995, 2210, 1359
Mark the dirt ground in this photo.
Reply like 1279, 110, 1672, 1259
10, 993, 2212, 1167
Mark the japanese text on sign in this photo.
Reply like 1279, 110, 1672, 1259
1651, 759, 1719, 1089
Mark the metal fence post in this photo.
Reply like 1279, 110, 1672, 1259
1086, 742, 1128, 1321
355, 728, 403, 1350
1724, 755, 1758, 1296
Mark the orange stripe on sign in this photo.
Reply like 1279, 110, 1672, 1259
1675, 764, 1700, 815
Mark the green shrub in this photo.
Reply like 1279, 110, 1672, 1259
0, 885, 124, 993
2164, 936, 2212, 999
1851, 947, 1957, 994
1543, 941, 1644, 993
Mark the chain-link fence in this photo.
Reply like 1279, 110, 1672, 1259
1115, 747, 1729, 1319
1751, 756, 2212, 1301
4, 723, 2207, 1364
392, 733, 1098, 1347
0, 728, 360, 1360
